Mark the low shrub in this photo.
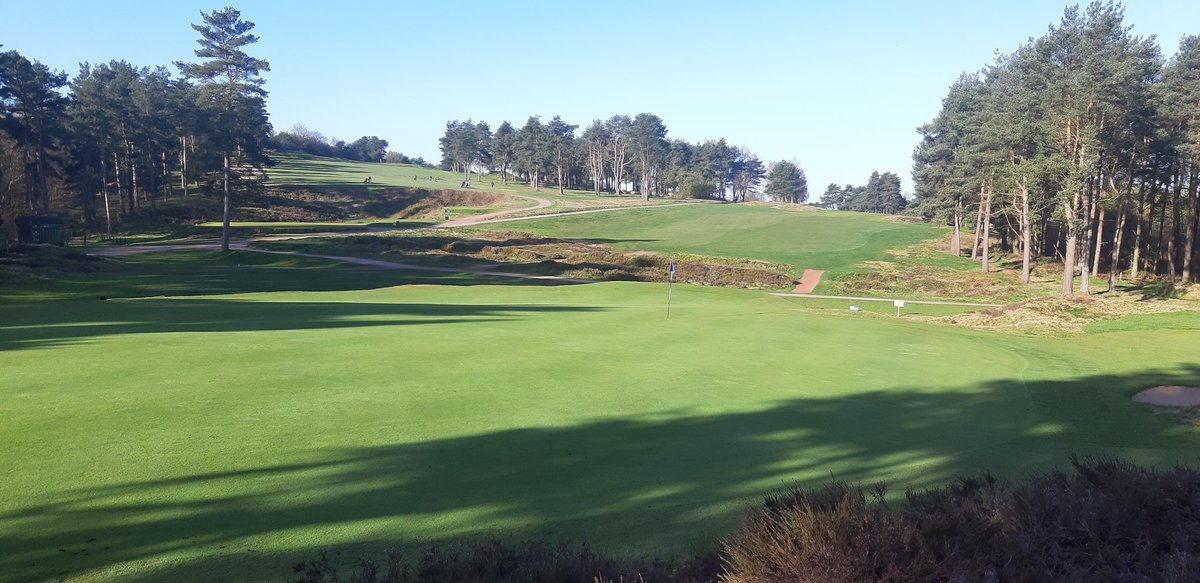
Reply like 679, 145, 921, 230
724, 456, 1200, 582
293, 541, 720, 583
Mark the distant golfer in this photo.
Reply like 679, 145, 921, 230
443, 210, 450, 221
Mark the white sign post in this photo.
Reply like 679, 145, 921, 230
894, 299, 905, 317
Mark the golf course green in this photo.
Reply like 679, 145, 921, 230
3, 233, 1200, 581
483, 204, 942, 286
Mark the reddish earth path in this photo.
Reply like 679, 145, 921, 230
437, 194, 552, 228
790, 269, 824, 294
435, 198, 699, 229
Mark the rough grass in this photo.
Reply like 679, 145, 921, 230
255, 230, 795, 289
0, 244, 116, 282
929, 289, 1200, 335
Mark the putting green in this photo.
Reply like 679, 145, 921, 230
2, 252, 1199, 581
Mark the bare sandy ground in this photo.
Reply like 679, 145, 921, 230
1133, 386, 1200, 407
437, 194, 552, 228
790, 269, 824, 294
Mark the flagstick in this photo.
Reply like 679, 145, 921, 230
667, 260, 675, 319
667, 278, 673, 319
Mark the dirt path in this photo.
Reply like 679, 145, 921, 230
435, 200, 699, 229
790, 269, 824, 294
437, 194, 552, 228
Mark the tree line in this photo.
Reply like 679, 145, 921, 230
438, 114, 815, 203
911, 1, 1200, 295
0, 7, 272, 249
268, 125, 431, 167
816, 171, 907, 213
0, 8, 275, 248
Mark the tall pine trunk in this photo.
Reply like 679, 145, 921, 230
1131, 182, 1148, 281
1061, 188, 1081, 298
1019, 179, 1031, 284
970, 185, 984, 261
146, 152, 157, 215
1108, 182, 1127, 292
180, 136, 189, 196
981, 183, 991, 273
100, 149, 112, 235
1183, 164, 1199, 283
221, 153, 231, 253
114, 151, 126, 217
1079, 180, 1094, 297
951, 200, 962, 256
1168, 172, 1182, 282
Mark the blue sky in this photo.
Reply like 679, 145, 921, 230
2, 1, 1194, 194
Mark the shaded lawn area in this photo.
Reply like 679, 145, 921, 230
2, 258, 1199, 581
0, 249, 586, 305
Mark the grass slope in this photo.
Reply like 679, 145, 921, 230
2, 251, 1199, 582
480, 204, 944, 287
266, 152, 695, 216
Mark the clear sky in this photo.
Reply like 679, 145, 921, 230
2, 1, 1194, 195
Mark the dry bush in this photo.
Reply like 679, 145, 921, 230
724, 457, 1200, 582
935, 294, 1195, 334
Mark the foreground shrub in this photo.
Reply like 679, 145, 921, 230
724, 456, 1200, 582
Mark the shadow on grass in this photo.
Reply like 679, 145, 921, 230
0, 298, 604, 352
0, 250, 598, 307
3, 366, 1199, 582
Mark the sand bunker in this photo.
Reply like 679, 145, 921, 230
1133, 386, 1200, 408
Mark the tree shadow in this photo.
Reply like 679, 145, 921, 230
0, 251, 599, 306
0, 298, 605, 352
4, 366, 1199, 581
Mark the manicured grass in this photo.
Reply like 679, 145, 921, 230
2, 251, 1199, 582
478, 204, 947, 287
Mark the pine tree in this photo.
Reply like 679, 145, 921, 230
176, 7, 270, 252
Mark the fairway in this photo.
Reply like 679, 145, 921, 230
482, 204, 945, 286
3, 252, 1200, 582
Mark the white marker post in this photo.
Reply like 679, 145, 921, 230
894, 299, 905, 317
667, 260, 676, 319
